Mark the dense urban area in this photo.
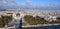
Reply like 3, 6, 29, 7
0, 10, 60, 29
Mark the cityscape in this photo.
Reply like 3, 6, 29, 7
0, 10, 60, 29
0, 0, 60, 29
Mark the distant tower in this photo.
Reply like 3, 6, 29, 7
25, 0, 32, 6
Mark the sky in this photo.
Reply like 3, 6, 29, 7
0, 0, 60, 10
16, 0, 60, 4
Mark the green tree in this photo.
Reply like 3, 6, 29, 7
0, 15, 13, 27
24, 15, 46, 25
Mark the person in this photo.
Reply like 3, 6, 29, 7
18, 18, 22, 29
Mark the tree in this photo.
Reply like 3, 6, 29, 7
0, 15, 13, 27
24, 15, 46, 25
24, 15, 60, 25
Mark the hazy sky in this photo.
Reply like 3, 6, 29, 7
0, 0, 60, 10
16, 0, 60, 4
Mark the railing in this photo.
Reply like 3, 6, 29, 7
22, 24, 60, 28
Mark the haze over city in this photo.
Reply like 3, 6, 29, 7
0, 0, 60, 10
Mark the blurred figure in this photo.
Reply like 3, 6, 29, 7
18, 18, 22, 29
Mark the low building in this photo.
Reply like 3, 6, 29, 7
45, 16, 57, 22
